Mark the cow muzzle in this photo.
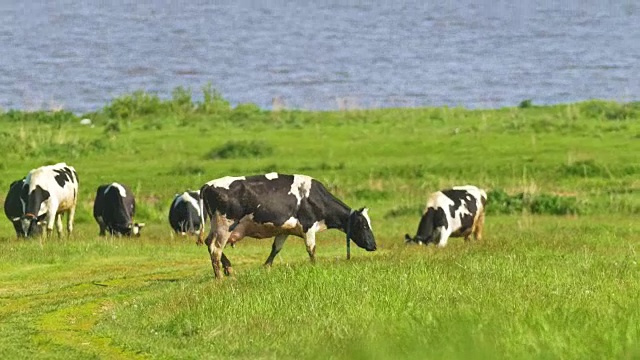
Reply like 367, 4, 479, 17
20, 214, 37, 237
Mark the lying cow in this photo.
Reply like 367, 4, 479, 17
4, 179, 44, 237
20, 163, 79, 238
199, 172, 377, 278
169, 191, 202, 235
93, 182, 145, 236
405, 185, 487, 247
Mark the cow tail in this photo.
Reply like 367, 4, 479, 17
197, 186, 208, 245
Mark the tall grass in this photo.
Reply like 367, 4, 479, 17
0, 92, 639, 359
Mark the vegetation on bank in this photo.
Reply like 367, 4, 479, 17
0, 89, 639, 359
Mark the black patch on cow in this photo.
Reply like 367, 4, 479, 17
4, 179, 44, 237
93, 183, 136, 236
4, 179, 26, 221
441, 189, 478, 236
53, 167, 76, 188
26, 185, 50, 216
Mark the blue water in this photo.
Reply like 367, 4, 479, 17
1, 1, 638, 113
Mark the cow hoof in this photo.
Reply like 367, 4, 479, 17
224, 267, 234, 277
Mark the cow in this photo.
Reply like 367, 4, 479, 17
169, 190, 202, 235
93, 182, 145, 236
4, 179, 44, 237
198, 172, 377, 278
20, 163, 79, 238
405, 185, 487, 248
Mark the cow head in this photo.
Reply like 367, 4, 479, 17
348, 208, 377, 251
404, 207, 443, 246
131, 223, 145, 236
20, 213, 44, 237
404, 233, 434, 246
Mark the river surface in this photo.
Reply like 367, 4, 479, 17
1, 1, 638, 113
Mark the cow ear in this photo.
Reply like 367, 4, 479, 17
137, 223, 146, 228
358, 207, 365, 213
404, 234, 412, 243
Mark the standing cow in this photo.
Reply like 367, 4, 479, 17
93, 183, 145, 236
169, 191, 202, 235
4, 179, 44, 237
20, 163, 79, 238
405, 185, 487, 247
199, 172, 377, 278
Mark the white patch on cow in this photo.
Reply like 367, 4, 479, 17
265, 172, 279, 180
106, 183, 127, 198
362, 208, 372, 229
172, 194, 181, 207
288, 174, 313, 205
309, 220, 327, 232
206, 176, 246, 189
282, 216, 299, 229
173, 191, 200, 215
19, 197, 26, 212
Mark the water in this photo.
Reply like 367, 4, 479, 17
1, 1, 638, 113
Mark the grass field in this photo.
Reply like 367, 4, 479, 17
1, 92, 639, 359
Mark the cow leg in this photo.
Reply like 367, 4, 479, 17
41, 211, 56, 240
264, 234, 288, 267
221, 252, 233, 277
96, 217, 107, 236
436, 227, 452, 248
67, 206, 76, 236
55, 214, 64, 238
304, 230, 317, 263
206, 215, 233, 279
473, 211, 485, 241
207, 238, 225, 279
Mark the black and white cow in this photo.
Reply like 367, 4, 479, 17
405, 185, 487, 247
198, 172, 377, 278
169, 191, 202, 235
20, 163, 79, 238
93, 183, 145, 236
4, 179, 44, 237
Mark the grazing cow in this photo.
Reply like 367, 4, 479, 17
169, 191, 202, 235
199, 173, 377, 278
405, 185, 487, 247
4, 179, 44, 237
93, 183, 145, 236
20, 163, 79, 238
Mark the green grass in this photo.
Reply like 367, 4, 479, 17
0, 93, 639, 359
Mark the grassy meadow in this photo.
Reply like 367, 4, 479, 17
0, 91, 639, 359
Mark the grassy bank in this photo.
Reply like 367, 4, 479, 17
0, 91, 639, 359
